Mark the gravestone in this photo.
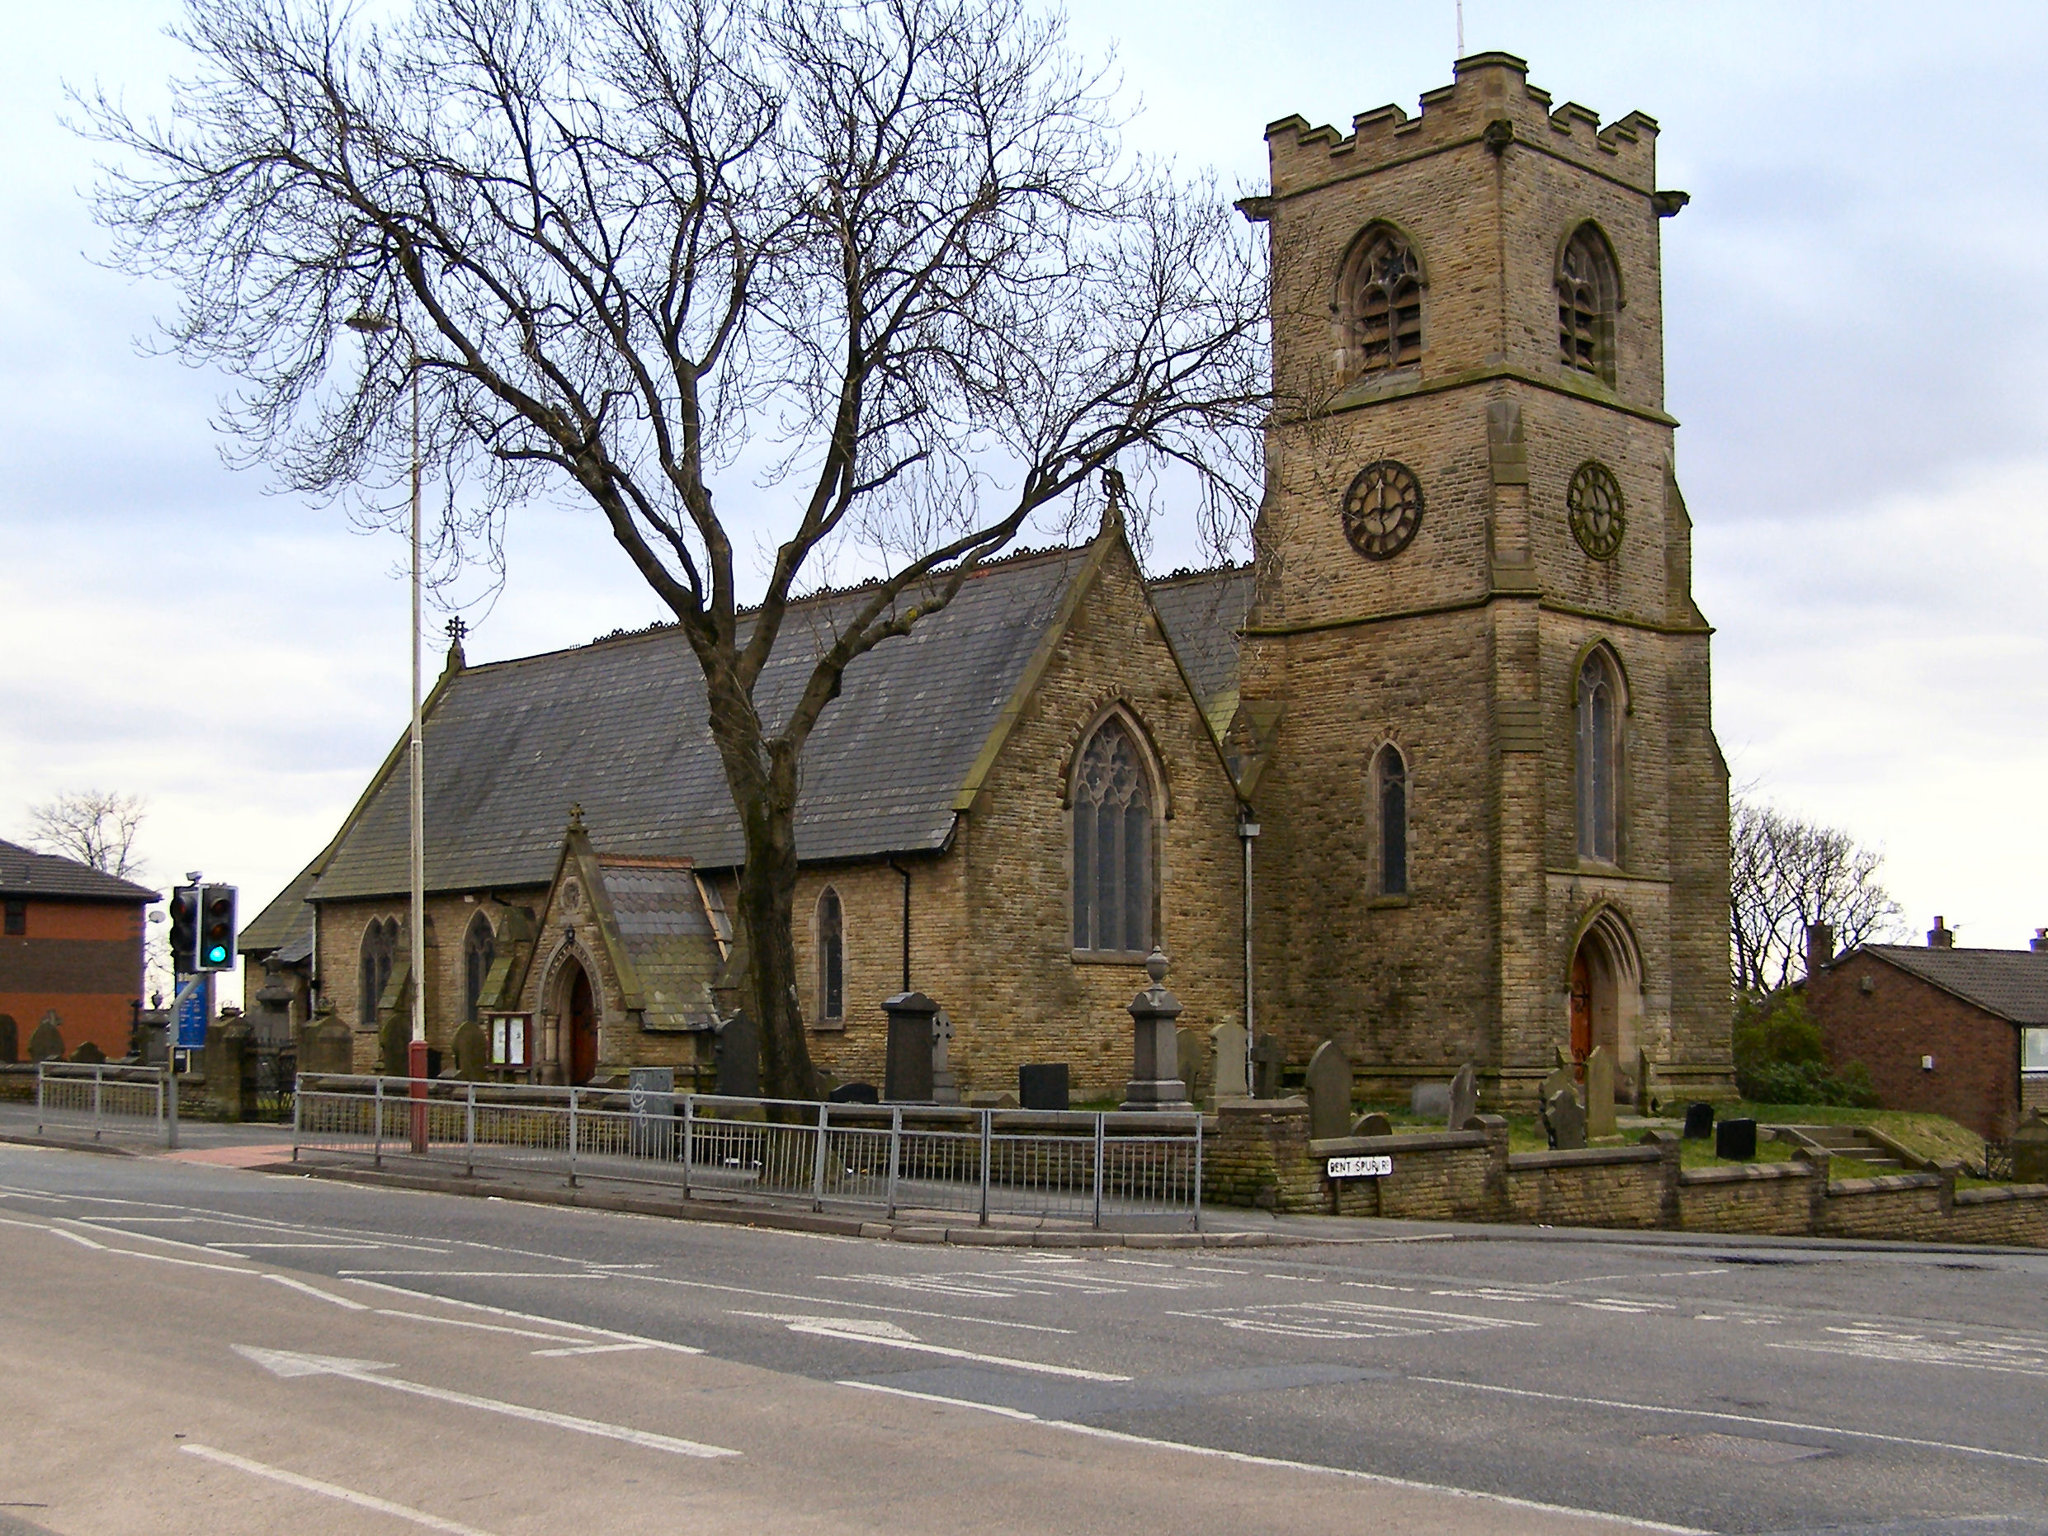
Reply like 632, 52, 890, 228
1304, 1039, 1352, 1140
968, 1089, 1019, 1109
714, 1011, 761, 1098
1585, 1046, 1616, 1138
1349, 1111, 1393, 1138
2008, 1111, 2048, 1184
628, 1066, 676, 1158
1122, 951, 1191, 1110
1251, 1036, 1287, 1100
0, 1014, 17, 1064
1541, 1060, 1576, 1111
829, 1081, 881, 1105
1636, 1048, 1659, 1113
1447, 1062, 1479, 1130
1176, 1027, 1207, 1107
930, 1010, 960, 1105
71, 1042, 106, 1065
300, 1003, 355, 1077
1210, 1021, 1248, 1100
1682, 1102, 1716, 1140
1019, 1063, 1069, 1112
378, 1005, 410, 1078
28, 1012, 64, 1063
882, 992, 938, 1102
1716, 1117, 1758, 1161
451, 1019, 489, 1081
1411, 1081, 1450, 1120
1545, 1086, 1587, 1151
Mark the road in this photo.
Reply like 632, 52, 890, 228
1, 1142, 2044, 1535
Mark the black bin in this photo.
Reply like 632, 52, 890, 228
1019, 1063, 1070, 1112
1715, 1117, 1758, 1161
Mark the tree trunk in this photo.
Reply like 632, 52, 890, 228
734, 790, 818, 1102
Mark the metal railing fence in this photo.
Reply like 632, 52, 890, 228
293, 1075, 1200, 1230
36, 1062, 179, 1149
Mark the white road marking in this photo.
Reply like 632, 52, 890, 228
1544, 1268, 1729, 1286
341, 1278, 703, 1355
614, 1269, 1075, 1333
263, 1274, 369, 1310
1769, 1334, 2048, 1379
181, 1444, 500, 1535
530, 1342, 651, 1358
1409, 1375, 2048, 1470
1170, 1299, 1541, 1343
231, 1345, 738, 1458
339, 1269, 607, 1279
740, 1312, 1128, 1381
48, 1226, 106, 1250
829, 1383, 1706, 1533
369, 1308, 589, 1345
211, 1242, 403, 1252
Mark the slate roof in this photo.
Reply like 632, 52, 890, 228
1861, 945, 2048, 1028
242, 862, 318, 958
309, 545, 1092, 902
596, 857, 724, 1031
1148, 564, 1254, 722
0, 839, 159, 904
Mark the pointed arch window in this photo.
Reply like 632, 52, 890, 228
358, 917, 397, 1028
1557, 224, 1619, 380
1376, 745, 1409, 896
1347, 226, 1423, 375
816, 887, 844, 1023
1576, 650, 1624, 865
1072, 715, 1155, 956
463, 911, 496, 1023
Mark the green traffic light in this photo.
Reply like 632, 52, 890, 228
205, 944, 228, 964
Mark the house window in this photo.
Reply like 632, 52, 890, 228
3, 900, 24, 936
816, 888, 844, 1023
2024, 1029, 2048, 1074
463, 911, 496, 1023
358, 917, 398, 1027
1576, 649, 1623, 865
1557, 223, 1619, 380
1376, 745, 1408, 896
1072, 715, 1155, 956
1347, 226, 1422, 375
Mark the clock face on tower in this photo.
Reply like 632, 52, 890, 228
1340, 459, 1424, 560
1568, 460, 1626, 560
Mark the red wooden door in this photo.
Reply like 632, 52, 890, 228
568, 965, 598, 1084
1569, 951, 1593, 1075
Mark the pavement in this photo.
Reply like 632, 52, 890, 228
2, 1137, 2046, 1534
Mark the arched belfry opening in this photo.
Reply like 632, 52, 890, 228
1567, 907, 1644, 1098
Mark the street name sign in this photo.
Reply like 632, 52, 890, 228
1326, 1154, 1393, 1179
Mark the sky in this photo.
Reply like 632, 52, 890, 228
4, 1, 2046, 1007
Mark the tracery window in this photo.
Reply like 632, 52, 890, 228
358, 917, 398, 1027
816, 887, 844, 1023
1376, 745, 1409, 897
462, 911, 496, 1023
1348, 226, 1423, 375
1576, 649, 1624, 865
1557, 224, 1619, 380
1071, 715, 1155, 956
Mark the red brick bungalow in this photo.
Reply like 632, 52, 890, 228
1807, 921, 2048, 1142
0, 839, 160, 1061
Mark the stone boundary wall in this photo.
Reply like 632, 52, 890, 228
1204, 1100, 2048, 1248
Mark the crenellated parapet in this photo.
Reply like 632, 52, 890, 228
1264, 52, 1659, 199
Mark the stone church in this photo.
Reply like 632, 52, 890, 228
241, 54, 1733, 1108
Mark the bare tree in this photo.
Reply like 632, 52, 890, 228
1730, 793, 1902, 996
27, 790, 149, 880
82, 0, 1266, 1096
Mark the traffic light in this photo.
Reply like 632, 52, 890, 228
199, 884, 238, 971
168, 886, 201, 973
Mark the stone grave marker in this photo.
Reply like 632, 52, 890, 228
1176, 1026, 1208, 1106
451, 1019, 489, 1081
1251, 1035, 1287, 1100
1305, 1039, 1352, 1140
0, 1013, 17, 1064
1715, 1117, 1758, 1161
931, 1010, 960, 1105
1585, 1046, 1617, 1138
1541, 1061, 1575, 1111
1447, 1062, 1479, 1130
1210, 1020, 1248, 1100
715, 1011, 761, 1098
301, 1004, 355, 1076
28, 1011, 64, 1063
1636, 1048, 1659, 1113
1682, 1102, 1715, 1140
967, 1089, 1018, 1109
1349, 1111, 1393, 1138
72, 1041, 106, 1065
2009, 1111, 2048, 1184
1122, 952, 1191, 1111
829, 1081, 882, 1105
1545, 1085, 1587, 1150
1411, 1081, 1449, 1120
882, 992, 937, 1102
1019, 1063, 1069, 1111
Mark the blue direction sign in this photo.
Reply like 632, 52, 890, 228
173, 975, 211, 1050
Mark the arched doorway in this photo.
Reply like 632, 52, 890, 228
563, 960, 598, 1085
1566, 908, 1642, 1100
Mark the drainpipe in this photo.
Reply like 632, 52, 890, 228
1239, 808, 1260, 1090
887, 858, 912, 993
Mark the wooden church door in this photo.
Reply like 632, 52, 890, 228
567, 963, 598, 1084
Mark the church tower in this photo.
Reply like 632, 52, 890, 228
1236, 54, 1732, 1106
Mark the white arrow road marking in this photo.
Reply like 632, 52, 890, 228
181, 1444, 499, 1535
735, 1312, 1129, 1382
231, 1345, 739, 1458
263, 1275, 369, 1310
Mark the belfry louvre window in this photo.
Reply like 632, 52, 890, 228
3, 900, 24, 936
1350, 227, 1423, 374
1072, 716, 1154, 955
1557, 224, 1619, 378
1376, 745, 1408, 896
462, 912, 495, 1023
1576, 650, 1623, 864
358, 917, 398, 1027
816, 887, 844, 1022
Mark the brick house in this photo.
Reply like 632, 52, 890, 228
0, 839, 160, 1061
242, 54, 1733, 1105
1808, 926, 2048, 1142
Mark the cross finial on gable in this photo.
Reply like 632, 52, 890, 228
568, 802, 585, 830
1100, 464, 1126, 539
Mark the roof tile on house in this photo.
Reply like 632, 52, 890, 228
0, 839, 159, 904
1148, 564, 1254, 725
1862, 945, 2048, 1028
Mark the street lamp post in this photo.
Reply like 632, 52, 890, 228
347, 310, 430, 1149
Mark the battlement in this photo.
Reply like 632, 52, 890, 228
1265, 53, 1659, 199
